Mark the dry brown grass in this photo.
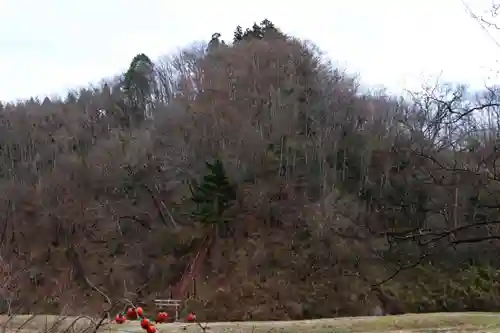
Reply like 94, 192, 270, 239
3, 313, 500, 333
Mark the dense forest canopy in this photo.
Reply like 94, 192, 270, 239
1, 19, 500, 319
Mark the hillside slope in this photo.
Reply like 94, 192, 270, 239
2, 21, 500, 320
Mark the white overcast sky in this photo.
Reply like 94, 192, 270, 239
0, 0, 499, 102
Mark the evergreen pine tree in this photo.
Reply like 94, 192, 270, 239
121, 53, 155, 126
250, 23, 263, 39
238, 19, 285, 42
233, 26, 244, 43
189, 159, 236, 236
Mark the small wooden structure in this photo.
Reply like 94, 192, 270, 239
154, 299, 182, 321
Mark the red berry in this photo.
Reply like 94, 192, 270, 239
136, 307, 144, 317
141, 318, 151, 329
126, 308, 137, 320
186, 312, 196, 322
156, 311, 168, 323
115, 314, 126, 324
146, 325, 157, 333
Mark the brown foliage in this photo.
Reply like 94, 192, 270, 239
2, 24, 500, 320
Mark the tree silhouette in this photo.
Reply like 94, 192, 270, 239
232, 19, 286, 44
233, 26, 243, 43
121, 53, 156, 126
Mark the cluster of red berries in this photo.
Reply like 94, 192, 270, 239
114, 307, 168, 333
114, 306, 197, 331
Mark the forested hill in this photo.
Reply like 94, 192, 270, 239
1, 20, 500, 320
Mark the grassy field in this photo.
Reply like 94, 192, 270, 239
2, 313, 500, 333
